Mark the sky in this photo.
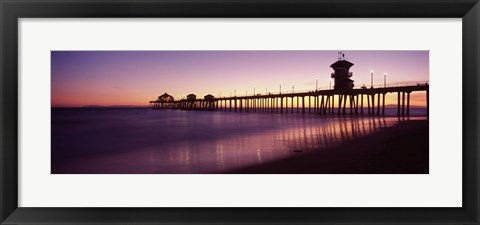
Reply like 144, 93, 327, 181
51, 51, 429, 107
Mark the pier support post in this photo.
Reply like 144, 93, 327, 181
273, 97, 276, 113
377, 93, 381, 115
267, 98, 270, 113
320, 95, 325, 114
402, 92, 406, 116
367, 94, 371, 114
266, 98, 269, 113
265, 98, 268, 113
259, 99, 262, 112
308, 95, 312, 113
291, 97, 294, 113
280, 97, 284, 113
260, 98, 262, 112
349, 95, 355, 115
382, 93, 386, 116
271, 97, 274, 113
371, 94, 375, 115
397, 92, 400, 116
296, 97, 299, 113
407, 92, 411, 116
259, 98, 262, 112
252, 98, 254, 112
330, 95, 334, 114
318, 96, 321, 114
273, 98, 275, 113
265, 98, 267, 113
274, 98, 277, 113
337, 95, 343, 114
360, 94, 364, 114
355, 95, 359, 114
302, 96, 305, 114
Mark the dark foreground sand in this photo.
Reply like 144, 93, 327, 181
230, 119, 428, 174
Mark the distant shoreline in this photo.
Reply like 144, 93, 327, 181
52, 105, 148, 109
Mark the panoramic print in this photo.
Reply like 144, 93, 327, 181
51, 51, 429, 174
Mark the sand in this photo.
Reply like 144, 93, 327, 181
230, 119, 429, 174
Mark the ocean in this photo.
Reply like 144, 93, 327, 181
52, 107, 427, 174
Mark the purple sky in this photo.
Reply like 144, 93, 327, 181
51, 51, 429, 107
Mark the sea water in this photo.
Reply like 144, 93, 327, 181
52, 108, 427, 174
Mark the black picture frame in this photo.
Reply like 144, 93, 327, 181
1, 0, 479, 224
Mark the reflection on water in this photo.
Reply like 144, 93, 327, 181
52, 108, 425, 174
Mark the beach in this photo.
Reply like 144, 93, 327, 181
231, 119, 428, 174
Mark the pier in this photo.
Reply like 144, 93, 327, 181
149, 83, 428, 117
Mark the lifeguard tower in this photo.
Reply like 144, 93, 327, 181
330, 52, 355, 91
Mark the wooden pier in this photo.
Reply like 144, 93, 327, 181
149, 83, 428, 117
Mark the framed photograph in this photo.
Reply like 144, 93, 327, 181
1, 0, 478, 224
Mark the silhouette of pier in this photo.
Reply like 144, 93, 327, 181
149, 52, 429, 117
149, 83, 428, 117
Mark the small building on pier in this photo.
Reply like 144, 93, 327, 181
187, 94, 197, 101
204, 94, 215, 101
331, 52, 355, 91
157, 92, 174, 102
152, 92, 175, 109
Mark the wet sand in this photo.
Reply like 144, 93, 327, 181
230, 119, 429, 174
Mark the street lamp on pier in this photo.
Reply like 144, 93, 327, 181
279, 82, 282, 94
316, 77, 318, 91
384, 73, 387, 88
371, 70, 374, 89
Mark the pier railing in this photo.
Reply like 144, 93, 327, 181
205, 81, 429, 99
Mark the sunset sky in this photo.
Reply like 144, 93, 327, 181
51, 51, 428, 107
